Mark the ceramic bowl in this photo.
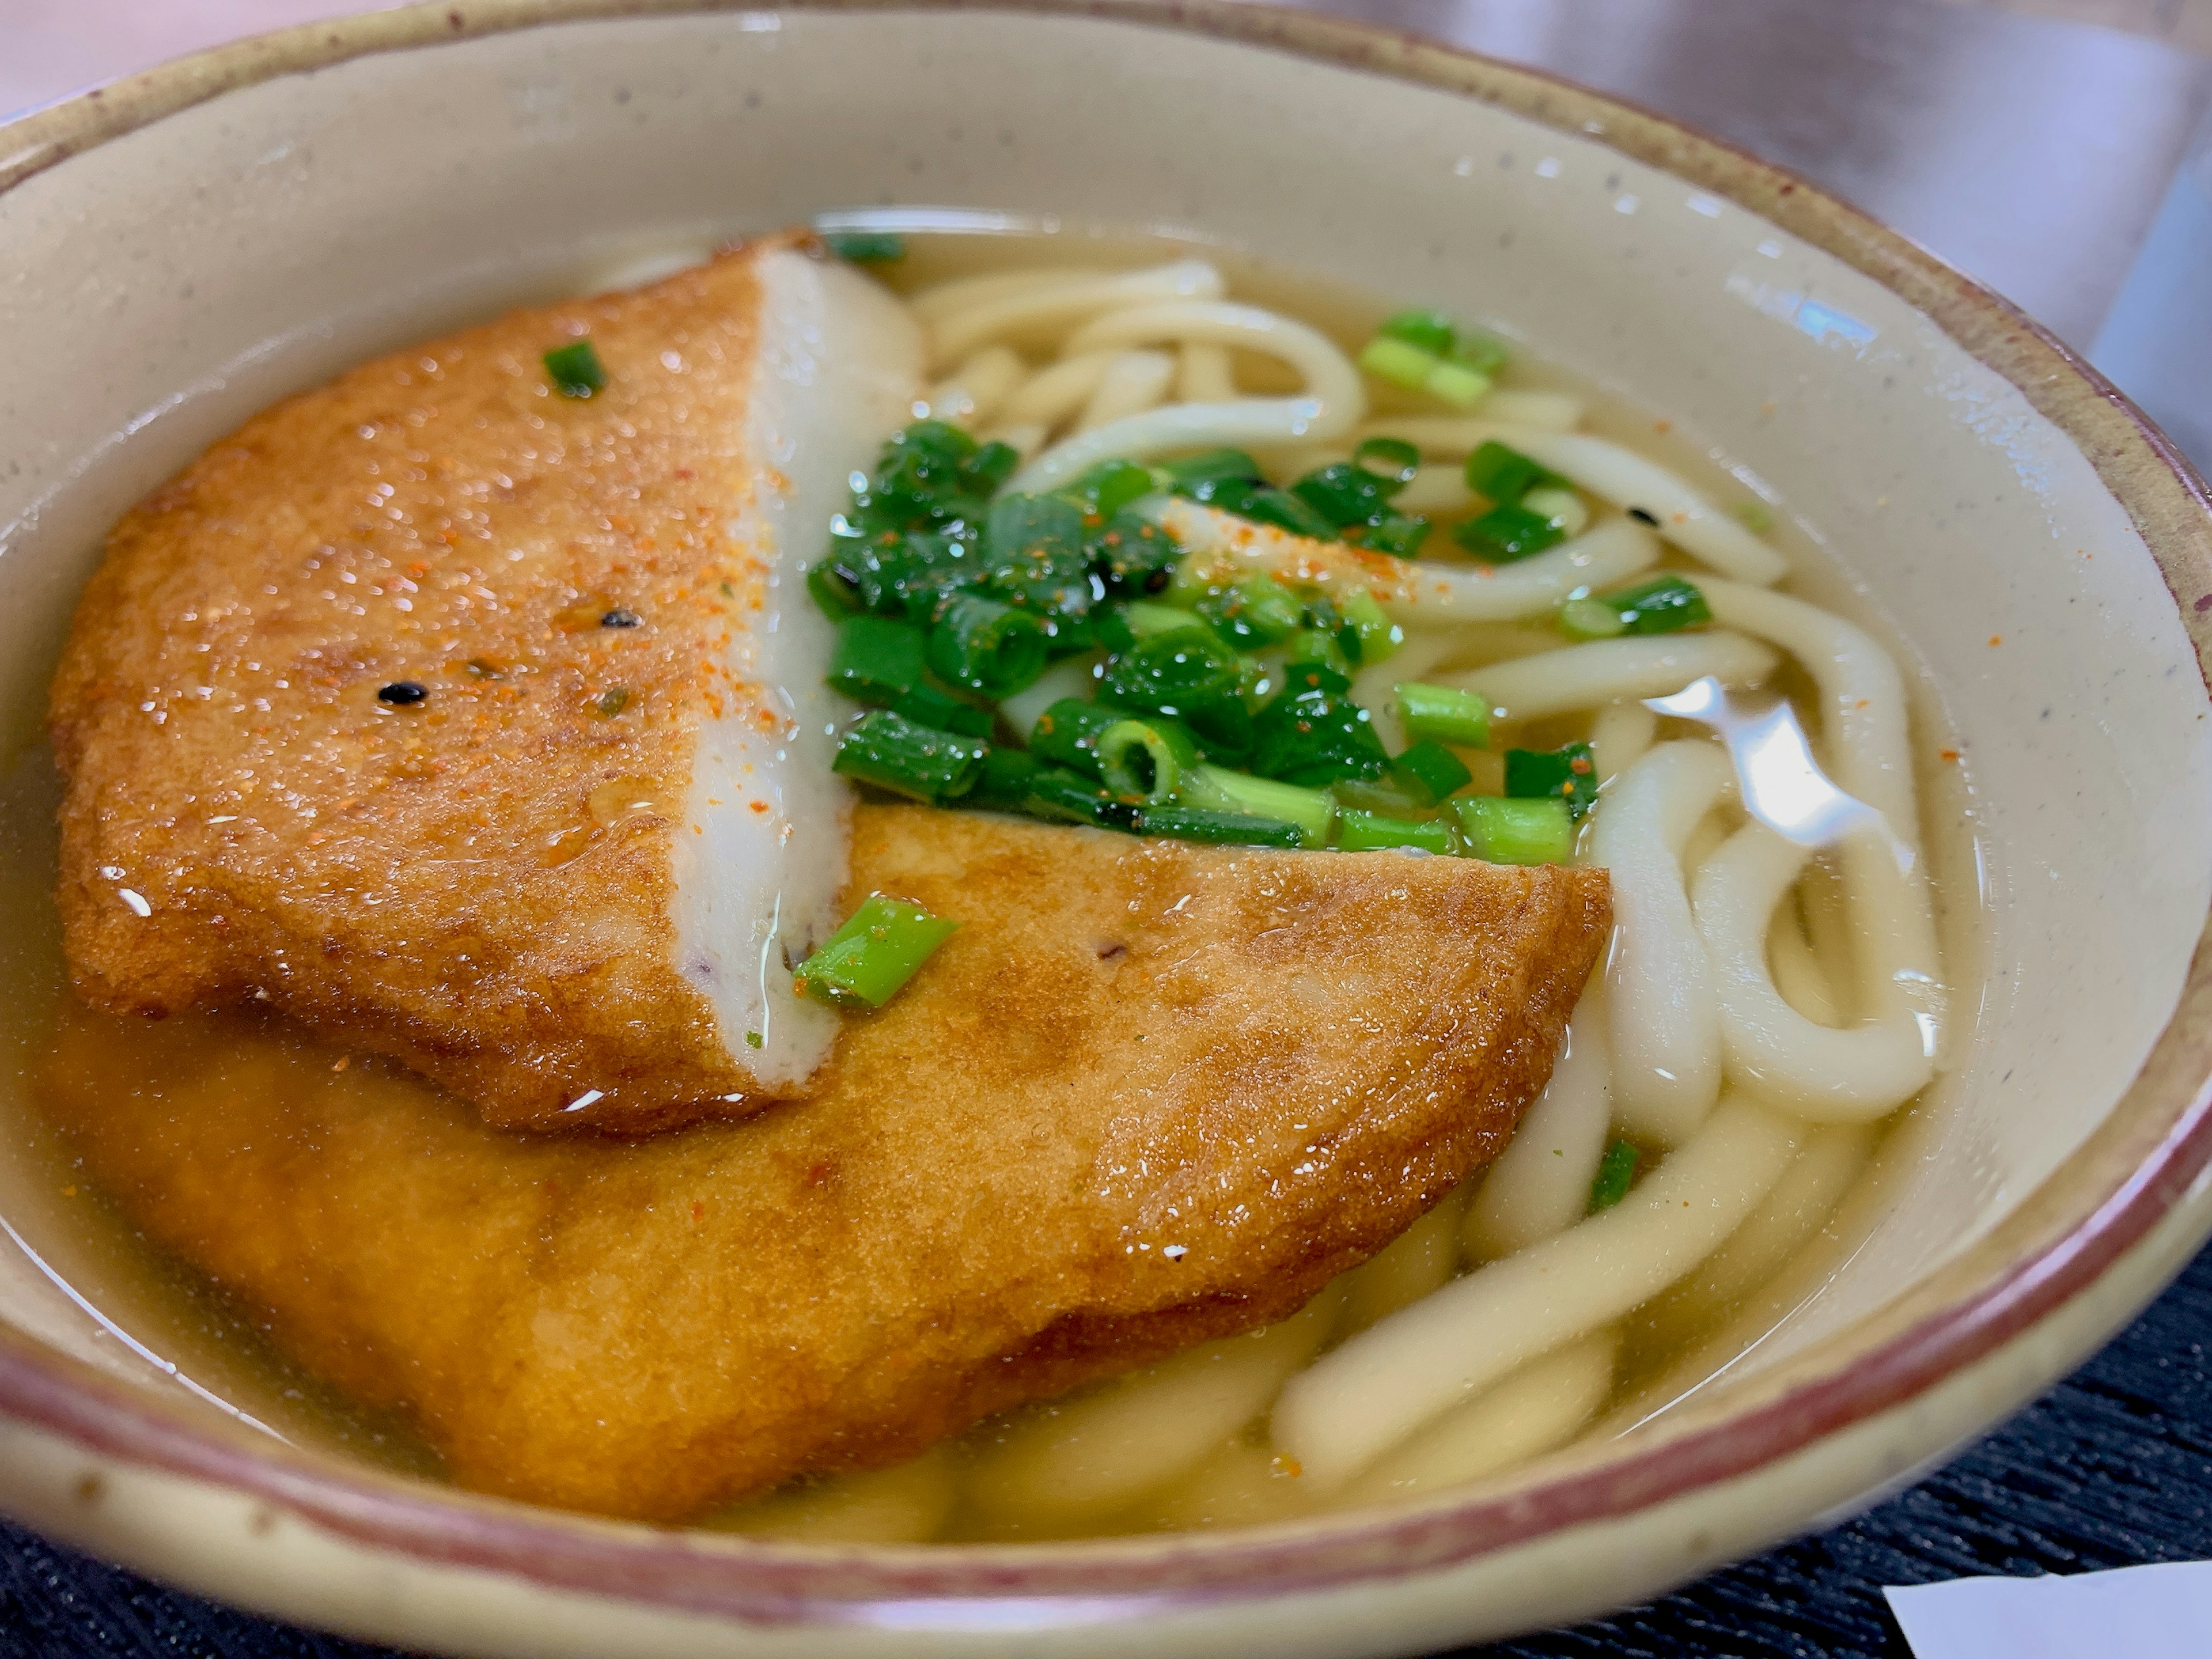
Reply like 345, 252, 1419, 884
3, 3, 2211, 1654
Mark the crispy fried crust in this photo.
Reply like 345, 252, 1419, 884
39, 805, 1609, 1522
47, 245, 815, 1134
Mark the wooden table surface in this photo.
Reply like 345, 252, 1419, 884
2, 1, 2210, 1654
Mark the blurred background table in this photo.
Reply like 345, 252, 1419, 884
2, 0, 2210, 1654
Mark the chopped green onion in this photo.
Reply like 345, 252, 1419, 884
1176, 765, 1336, 846
1559, 574, 1711, 642
808, 558, 863, 619
1376, 309, 1457, 355
791, 892, 955, 1009
1332, 776, 1431, 816
1024, 763, 1141, 830
890, 684, 991, 737
1353, 435, 1423, 483
1093, 512, 1183, 600
1732, 499, 1776, 534
1423, 361, 1491, 408
1451, 796, 1575, 865
831, 710, 988, 803
543, 340, 607, 399
820, 229, 907, 263
1463, 440, 1563, 505
1558, 596, 1629, 641
1097, 717, 1199, 804
1156, 448, 1263, 492
1357, 336, 1442, 393
1396, 682, 1491, 749
970, 747, 1044, 810
1113, 600, 1213, 642
827, 615, 930, 706
1061, 458, 1159, 518
1505, 741, 1599, 819
1282, 624, 1353, 678
1100, 628, 1244, 717
1135, 805, 1303, 848
1336, 589, 1402, 664
596, 686, 631, 717
1336, 809, 1457, 855
1446, 329, 1510, 378
1589, 1139, 1640, 1213
1389, 738, 1474, 805
1520, 485, 1589, 537
1028, 698, 1128, 778
926, 592, 1048, 696
1252, 662, 1390, 788
1454, 502, 1568, 563
1198, 574, 1304, 650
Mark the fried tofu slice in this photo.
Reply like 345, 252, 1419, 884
39, 805, 1609, 1522
47, 240, 919, 1134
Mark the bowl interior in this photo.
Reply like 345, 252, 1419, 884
0, 2, 2207, 1529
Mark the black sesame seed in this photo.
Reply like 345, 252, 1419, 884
377, 681, 429, 706
1142, 568, 1172, 594
600, 608, 642, 628
1627, 506, 1660, 526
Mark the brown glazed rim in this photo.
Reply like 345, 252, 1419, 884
6, 0, 2212, 1631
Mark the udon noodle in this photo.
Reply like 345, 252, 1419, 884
716, 238, 1952, 1540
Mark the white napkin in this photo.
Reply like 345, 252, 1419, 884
1887, 1561, 2212, 1657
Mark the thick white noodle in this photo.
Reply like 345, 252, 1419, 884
925, 344, 1026, 428
1179, 342, 1237, 402
1355, 392, 1584, 443
1012, 300, 1367, 493
1656, 1123, 1874, 1333
965, 1289, 1339, 1524
1335, 1332, 1618, 1505
713, 1446, 958, 1544
1075, 349, 1177, 432
1444, 631, 1779, 723
984, 421, 1048, 460
1698, 578, 1944, 1052
1354, 631, 1457, 753
1356, 419, 1786, 584
1594, 743, 1734, 1147
1769, 902, 1842, 1027
1001, 350, 1118, 428
1694, 823, 1933, 1120
1464, 978, 1615, 1259
909, 266, 1108, 325
1341, 1192, 1467, 1337
1590, 702, 1659, 785
926, 259, 1226, 367
1150, 499, 1660, 625
1274, 1095, 1800, 1487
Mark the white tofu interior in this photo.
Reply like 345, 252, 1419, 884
673, 250, 923, 1088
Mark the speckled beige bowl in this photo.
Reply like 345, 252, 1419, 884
3, 3, 2212, 1654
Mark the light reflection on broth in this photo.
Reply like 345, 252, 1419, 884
0, 227, 1982, 1543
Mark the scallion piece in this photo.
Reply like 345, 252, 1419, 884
820, 229, 907, 263
1064, 458, 1160, 520
1357, 335, 1441, 393
971, 747, 1044, 810
1097, 717, 1199, 804
1135, 805, 1303, 849
1175, 764, 1336, 846
1029, 698, 1128, 779
1335, 809, 1457, 855
1560, 575, 1712, 641
791, 892, 955, 1009
543, 340, 607, 399
1376, 309, 1457, 355
1389, 738, 1473, 805
1732, 499, 1775, 534
1024, 763, 1141, 831
1423, 361, 1491, 408
831, 710, 988, 803
1453, 502, 1568, 563
1120, 600, 1213, 640
827, 615, 930, 706
1197, 574, 1304, 650
1336, 589, 1402, 664
1100, 628, 1244, 717
1396, 682, 1491, 749
1589, 1139, 1641, 1213
1452, 796, 1575, 865
890, 684, 992, 738
1332, 776, 1430, 816
1353, 435, 1423, 483
926, 592, 1048, 696
1505, 741, 1598, 819
1462, 440, 1562, 505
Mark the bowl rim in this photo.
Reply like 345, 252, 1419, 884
5, 0, 2212, 1628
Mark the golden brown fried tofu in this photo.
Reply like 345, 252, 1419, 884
40, 805, 1609, 1522
48, 239, 920, 1134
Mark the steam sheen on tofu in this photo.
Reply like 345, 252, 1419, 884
48, 239, 922, 1132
